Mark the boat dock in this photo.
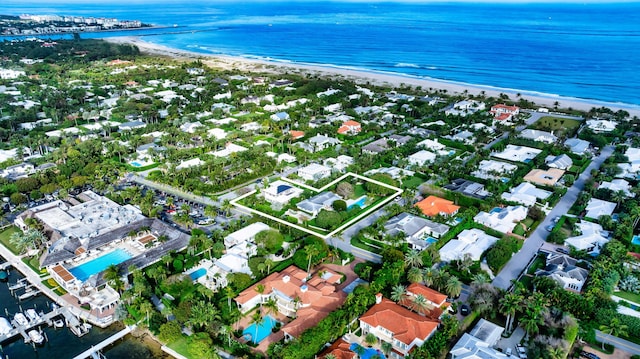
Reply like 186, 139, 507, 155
72, 325, 135, 359
0, 306, 90, 344
0, 262, 11, 270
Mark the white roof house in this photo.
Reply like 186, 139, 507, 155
564, 138, 590, 155
323, 155, 354, 172
586, 119, 617, 133
565, 221, 610, 255
472, 160, 518, 180
296, 191, 341, 217
501, 182, 551, 207
617, 147, 640, 179
307, 134, 341, 152
599, 179, 634, 197
224, 222, 270, 248
492, 145, 542, 163
277, 153, 297, 163
179, 121, 203, 133
210, 143, 248, 158
176, 158, 204, 170
450, 319, 507, 359
408, 150, 437, 167
474, 206, 527, 234
364, 166, 415, 180
545, 154, 573, 170
416, 138, 450, 156
439, 229, 500, 262
385, 213, 450, 250
263, 180, 304, 207
240, 122, 262, 132
519, 129, 557, 144
584, 198, 616, 220
298, 163, 331, 182
208, 128, 227, 140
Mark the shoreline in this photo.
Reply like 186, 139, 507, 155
106, 36, 640, 117
0, 25, 171, 38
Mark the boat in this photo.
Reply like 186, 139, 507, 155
26, 309, 41, 322
0, 317, 12, 335
53, 318, 64, 328
28, 329, 45, 345
14, 312, 29, 326
83, 323, 92, 331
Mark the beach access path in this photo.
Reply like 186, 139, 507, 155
492, 145, 615, 290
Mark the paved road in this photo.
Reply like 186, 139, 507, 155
128, 173, 219, 207
596, 330, 640, 356
492, 145, 614, 290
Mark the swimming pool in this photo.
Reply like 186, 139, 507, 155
349, 343, 386, 359
348, 196, 367, 210
632, 235, 640, 246
130, 161, 143, 167
69, 248, 132, 282
189, 268, 207, 280
490, 207, 502, 214
243, 315, 277, 344
425, 237, 438, 245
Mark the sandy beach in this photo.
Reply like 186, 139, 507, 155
107, 36, 640, 117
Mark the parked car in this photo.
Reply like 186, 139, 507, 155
505, 347, 512, 357
545, 225, 554, 232
460, 304, 470, 316
580, 351, 600, 359
516, 344, 527, 359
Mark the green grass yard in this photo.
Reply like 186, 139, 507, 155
531, 116, 581, 138
0, 226, 21, 255
614, 291, 640, 305
402, 176, 423, 189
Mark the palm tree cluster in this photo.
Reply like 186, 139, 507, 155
403, 249, 463, 298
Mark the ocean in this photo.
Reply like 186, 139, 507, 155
2, 1, 639, 106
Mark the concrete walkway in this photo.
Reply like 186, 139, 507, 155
492, 145, 614, 290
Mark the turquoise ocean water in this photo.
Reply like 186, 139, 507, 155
2, 1, 640, 106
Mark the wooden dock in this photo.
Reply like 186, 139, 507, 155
72, 325, 135, 359
0, 306, 91, 344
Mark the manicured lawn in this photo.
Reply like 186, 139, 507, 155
22, 256, 48, 276
0, 226, 21, 255
167, 336, 194, 359
513, 224, 526, 236
532, 117, 581, 137
353, 184, 366, 198
402, 176, 424, 189
615, 291, 640, 304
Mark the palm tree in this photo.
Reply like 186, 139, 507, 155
224, 286, 235, 311
599, 317, 628, 351
365, 332, 378, 347
189, 300, 221, 330
305, 245, 320, 274
499, 291, 523, 333
407, 267, 423, 284
445, 276, 463, 298
411, 294, 430, 315
249, 311, 264, 344
381, 341, 392, 357
324, 354, 338, 359
255, 284, 266, 307
263, 297, 278, 317
390, 284, 406, 303
139, 301, 154, 328
264, 258, 275, 274
423, 268, 435, 287
10, 229, 46, 253
404, 249, 423, 268
520, 311, 542, 340
549, 347, 565, 359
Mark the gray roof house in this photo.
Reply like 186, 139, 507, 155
384, 213, 450, 250
564, 138, 590, 155
535, 253, 589, 293
545, 154, 573, 170
296, 192, 341, 217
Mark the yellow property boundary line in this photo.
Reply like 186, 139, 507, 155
230, 172, 403, 240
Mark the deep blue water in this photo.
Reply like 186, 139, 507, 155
3, 1, 640, 105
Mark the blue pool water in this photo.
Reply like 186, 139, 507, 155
69, 249, 132, 282
349, 343, 386, 359
348, 196, 367, 210
189, 268, 207, 280
500, 178, 510, 183
243, 315, 277, 344
632, 235, 640, 246
425, 237, 438, 245
490, 207, 503, 214
130, 161, 143, 167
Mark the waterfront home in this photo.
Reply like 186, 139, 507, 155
565, 221, 610, 255
523, 168, 565, 186
445, 99, 485, 117
492, 145, 542, 163
490, 103, 519, 121
384, 212, 450, 250
263, 180, 304, 208
359, 294, 439, 358
439, 228, 500, 262
501, 182, 551, 207
474, 206, 527, 234
584, 198, 616, 220
298, 163, 332, 182
545, 154, 573, 170
450, 319, 507, 359
414, 196, 460, 217
224, 222, 270, 248
535, 253, 589, 293
234, 265, 344, 341
586, 119, 617, 133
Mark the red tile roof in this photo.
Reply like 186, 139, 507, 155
319, 339, 356, 359
290, 130, 305, 139
414, 195, 460, 217
360, 298, 439, 346
406, 283, 448, 307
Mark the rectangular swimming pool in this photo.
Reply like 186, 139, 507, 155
69, 248, 132, 282
243, 315, 277, 344
632, 235, 640, 246
189, 268, 207, 280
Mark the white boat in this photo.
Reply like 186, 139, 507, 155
26, 309, 41, 322
0, 317, 12, 335
53, 318, 64, 328
14, 313, 29, 326
28, 329, 45, 345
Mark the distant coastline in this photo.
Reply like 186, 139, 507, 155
106, 36, 640, 118
0, 25, 172, 37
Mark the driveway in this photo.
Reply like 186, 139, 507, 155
596, 330, 640, 356
492, 145, 614, 290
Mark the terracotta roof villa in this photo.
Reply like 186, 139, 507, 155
360, 295, 439, 358
415, 195, 460, 217
235, 265, 345, 341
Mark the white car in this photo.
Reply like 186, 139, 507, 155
506, 347, 512, 357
